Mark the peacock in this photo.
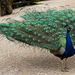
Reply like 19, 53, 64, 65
0, 6, 75, 72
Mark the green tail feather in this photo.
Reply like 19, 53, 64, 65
0, 8, 75, 51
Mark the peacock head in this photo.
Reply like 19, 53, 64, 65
67, 27, 71, 32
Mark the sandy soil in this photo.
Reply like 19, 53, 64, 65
0, 0, 75, 75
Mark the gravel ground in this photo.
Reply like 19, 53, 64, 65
0, 0, 75, 75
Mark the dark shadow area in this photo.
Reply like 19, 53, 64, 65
1, 0, 47, 16
12, 1, 37, 9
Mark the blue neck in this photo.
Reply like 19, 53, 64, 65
64, 31, 75, 56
